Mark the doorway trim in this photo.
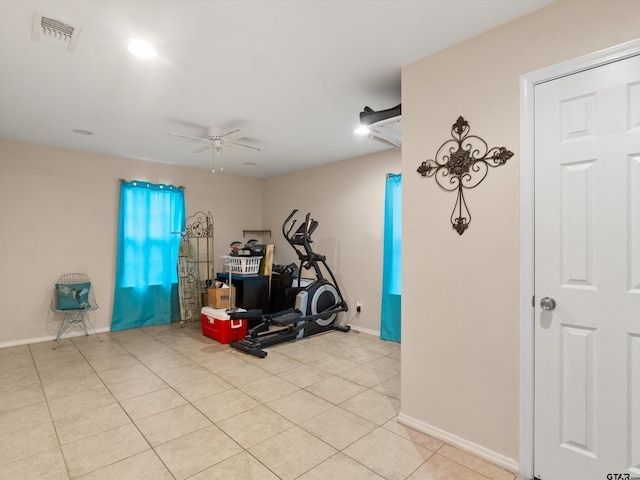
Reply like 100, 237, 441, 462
519, 38, 640, 479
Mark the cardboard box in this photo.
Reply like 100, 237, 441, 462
201, 292, 209, 308
208, 287, 236, 309
200, 307, 247, 344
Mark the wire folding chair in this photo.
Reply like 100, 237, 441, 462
50, 273, 100, 348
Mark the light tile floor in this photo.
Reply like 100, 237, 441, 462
0, 322, 520, 480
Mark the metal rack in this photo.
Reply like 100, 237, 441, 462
185, 211, 215, 286
177, 233, 200, 326
177, 211, 214, 326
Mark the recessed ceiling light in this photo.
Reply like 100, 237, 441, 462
127, 38, 156, 58
244, 162, 257, 166
354, 125, 370, 135
72, 129, 93, 135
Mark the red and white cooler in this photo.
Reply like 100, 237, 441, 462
200, 307, 247, 344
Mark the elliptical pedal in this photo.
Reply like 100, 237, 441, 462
271, 311, 302, 325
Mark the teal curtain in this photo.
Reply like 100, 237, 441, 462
112, 181, 185, 331
380, 173, 402, 342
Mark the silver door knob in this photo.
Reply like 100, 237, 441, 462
540, 297, 556, 311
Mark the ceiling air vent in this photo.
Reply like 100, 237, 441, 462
31, 11, 82, 52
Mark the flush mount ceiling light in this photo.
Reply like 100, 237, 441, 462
127, 38, 156, 58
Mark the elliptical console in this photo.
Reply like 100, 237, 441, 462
229, 210, 350, 357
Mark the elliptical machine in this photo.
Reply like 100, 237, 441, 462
229, 210, 350, 358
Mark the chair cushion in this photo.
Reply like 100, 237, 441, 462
55, 282, 91, 310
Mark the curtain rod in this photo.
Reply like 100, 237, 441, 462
119, 179, 185, 189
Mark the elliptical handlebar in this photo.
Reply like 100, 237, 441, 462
282, 210, 325, 271
283, 209, 298, 241
301, 212, 313, 254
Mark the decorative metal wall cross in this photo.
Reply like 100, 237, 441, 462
416, 116, 513, 235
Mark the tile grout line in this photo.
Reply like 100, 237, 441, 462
137, 327, 402, 479
27, 341, 73, 480
13, 326, 509, 480
252, 346, 407, 479
108, 329, 273, 480
73, 332, 180, 480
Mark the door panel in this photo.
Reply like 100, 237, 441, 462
560, 324, 596, 457
631, 335, 640, 468
560, 160, 595, 288
535, 54, 640, 479
630, 155, 640, 292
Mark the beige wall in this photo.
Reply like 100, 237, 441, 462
261, 149, 401, 334
0, 139, 394, 345
401, 0, 640, 465
0, 140, 261, 346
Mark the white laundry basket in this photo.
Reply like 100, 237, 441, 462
222, 255, 262, 275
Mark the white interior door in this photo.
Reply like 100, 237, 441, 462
534, 54, 640, 479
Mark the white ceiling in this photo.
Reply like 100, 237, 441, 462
0, 0, 550, 178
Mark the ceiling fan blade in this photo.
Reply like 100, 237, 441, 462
192, 144, 212, 154
168, 133, 212, 143
228, 141, 261, 151
222, 129, 246, 142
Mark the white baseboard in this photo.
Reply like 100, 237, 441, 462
397, 413, 520, 475
347, 324, 380, 337
0, 327, 111, 349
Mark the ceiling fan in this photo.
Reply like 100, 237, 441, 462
168, 127, 260, 172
